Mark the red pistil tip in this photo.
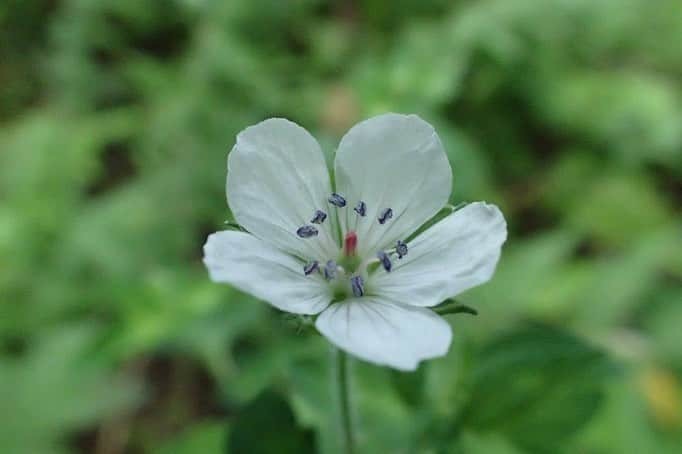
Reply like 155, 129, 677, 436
344, 231, 358, 256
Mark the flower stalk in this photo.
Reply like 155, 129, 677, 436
335, 348, 355, 454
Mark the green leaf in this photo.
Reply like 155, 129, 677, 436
0, 327, 138, 454
154, 420, 228, 454
455, 430, 525, 454
286, 352, 339, 454
459, 322, 617, 453
229, 391, 315, 454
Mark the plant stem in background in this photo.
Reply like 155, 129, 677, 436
335, 348, 355, 454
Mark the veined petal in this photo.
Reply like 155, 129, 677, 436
315, 298, 452, 370
203, 231, 331, 315
334, 113, 452, 257
227, 118, 338, 260
370, 202, 507, 307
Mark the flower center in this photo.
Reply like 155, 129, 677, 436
296, 193, 409, 299
344, 231, 357, 256
338, 231, 361, 274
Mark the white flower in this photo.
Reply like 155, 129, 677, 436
203, 113, 507, 371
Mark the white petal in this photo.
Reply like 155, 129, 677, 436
334, 113, 452, 257
203, 231, 331, 315
227, 118, 338, 261
370, 202, 507, 307
315, 298, 452, 371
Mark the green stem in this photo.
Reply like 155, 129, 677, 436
335, 348, 355, 454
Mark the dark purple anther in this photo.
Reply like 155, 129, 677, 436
296, 225, 318, 238
354, 201, 367, 217
310, 209, 327, 224
328, 193, 346, 207
378, 208, 393, 224
396, 240, 408, 259
350, 275, 364, 297
324, 260, 337, 280
303, 261, 319, 276
377, 251, 392, 272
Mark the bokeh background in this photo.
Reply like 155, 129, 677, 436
1, 0, 681, 453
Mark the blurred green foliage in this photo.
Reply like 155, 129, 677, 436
1, 0, 681, 453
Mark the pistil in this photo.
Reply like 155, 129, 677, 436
344, 231, 358, 257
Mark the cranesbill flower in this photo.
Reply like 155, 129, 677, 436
203, 113, 507, 370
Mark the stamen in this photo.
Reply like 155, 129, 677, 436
328, 193, 347, 207
350, 275, 364, 297
377, 251, 392, 272
303, 261, 319, 276
344, 231, 358, 256
378, 208, 393, 224
324, 260, 337, 280
310, 209, 327, 224
296, 225, 318, 238
353, 201, 367, 216
396, 240, 408, 259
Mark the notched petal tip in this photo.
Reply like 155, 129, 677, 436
236, 117, 309, 140
469, 202, 508, 244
